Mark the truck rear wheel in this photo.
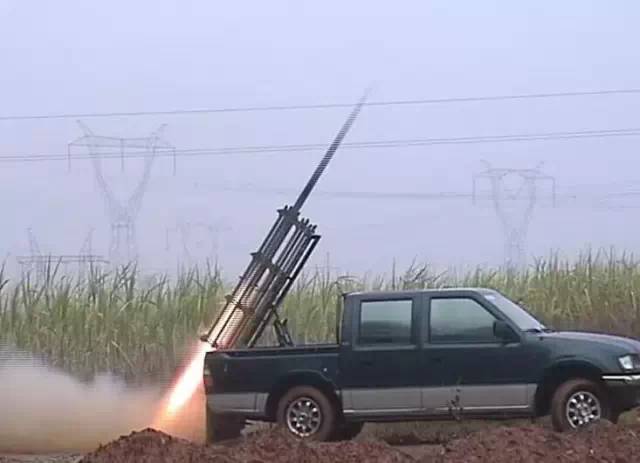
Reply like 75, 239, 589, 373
276, 385, 336, 441
205, 409, 244, 444
550, 378, 611, 431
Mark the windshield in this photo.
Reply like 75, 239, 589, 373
481, 291, 548, 331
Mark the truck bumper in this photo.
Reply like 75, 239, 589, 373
602, 374, 640, 412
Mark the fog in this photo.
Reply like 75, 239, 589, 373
2, 1, 640, 278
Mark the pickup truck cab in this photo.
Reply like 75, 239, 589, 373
203, 288, 640, 441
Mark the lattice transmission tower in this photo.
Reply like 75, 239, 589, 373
68, 122, 175, 268
17, 227, 107, 281
473, 162, 556, 271
165, 219, 231, 268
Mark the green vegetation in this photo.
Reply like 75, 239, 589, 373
2, 249, 640, 384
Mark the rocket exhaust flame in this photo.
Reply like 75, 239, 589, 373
167, 344, 211, 415
152, 342, 211, 429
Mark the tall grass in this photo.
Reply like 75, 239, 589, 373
2, 249, 640, 384
0, 260, 225, 384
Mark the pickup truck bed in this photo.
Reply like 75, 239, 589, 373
204, 344, 339, 419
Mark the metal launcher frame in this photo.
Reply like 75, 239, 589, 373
201, 93, 368, 349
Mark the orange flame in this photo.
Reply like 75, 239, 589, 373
152, 342, 212, 428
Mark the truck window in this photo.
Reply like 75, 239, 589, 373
358, 299, 413, 345
429, 297, 498, 343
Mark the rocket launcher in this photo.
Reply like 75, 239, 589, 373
200, 92, 367, 349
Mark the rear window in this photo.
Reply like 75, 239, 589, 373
358, 299, 413, 345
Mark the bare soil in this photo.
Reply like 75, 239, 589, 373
0, 456, 82, 463
438, 420, 640, 462
77, 428, 410, 463
7, 420, 640, 462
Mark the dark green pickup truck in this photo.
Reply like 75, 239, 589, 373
203, 288, 640, 441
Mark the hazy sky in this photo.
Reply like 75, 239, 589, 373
2, 1, 640, 277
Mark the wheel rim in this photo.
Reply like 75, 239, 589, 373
285, 396, 323, 437
565, 390, 601, 428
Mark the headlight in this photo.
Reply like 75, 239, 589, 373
618, 354, 640, 371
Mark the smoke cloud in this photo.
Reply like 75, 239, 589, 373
0, 348, 205, 453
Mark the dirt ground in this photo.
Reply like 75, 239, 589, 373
0, 456, 82, 463
4, 418, 640, 463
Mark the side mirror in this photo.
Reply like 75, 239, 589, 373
493, 320, 518, 343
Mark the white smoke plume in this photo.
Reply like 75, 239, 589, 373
0, 346, 205, 453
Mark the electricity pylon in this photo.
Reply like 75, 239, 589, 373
22, 228, 44, 281
17, 228, 107, 281
166, 219, 231, 268
68, 122, 174, 268
473, 162, 556, 271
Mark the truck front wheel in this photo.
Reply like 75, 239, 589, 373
276, 385, 336, 441
550, 378, 612, 431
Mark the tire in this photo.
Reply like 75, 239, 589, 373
550, 378, 611, 432
206, 409, 244, 444
330, 421, 364, 441
276, 385, 337, 441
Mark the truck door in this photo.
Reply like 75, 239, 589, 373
422, 294, 536, 415
340, 294, 424, 417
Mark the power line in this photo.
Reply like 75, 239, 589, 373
2, 126, 640, 164
194, 184, 474, 200
189, 185, 620, 215
192, 182, 582, 202
2, 87, 640, 121
189, 183, 619, 212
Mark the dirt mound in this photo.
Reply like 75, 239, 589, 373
77, 428, 235, 463
438, 421, 640, 462
78, 428, 410, 463
78, 421, 640, 463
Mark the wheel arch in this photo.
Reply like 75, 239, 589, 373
534, 359, 605, 417
265, 371, 341, 421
